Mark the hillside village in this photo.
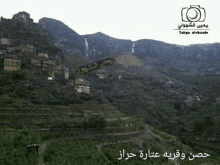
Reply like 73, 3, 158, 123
1, 10, 220, 165
0, 11, 92, 94
0, 11, 209, 113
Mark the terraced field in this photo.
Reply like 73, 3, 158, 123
2, 103, 219, 165
38, 123, 220, 165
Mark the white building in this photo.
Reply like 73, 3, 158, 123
63, 67, 69, 79
74, 78, 90, 94
38, 52, 48, 58
75, 86, 90, 94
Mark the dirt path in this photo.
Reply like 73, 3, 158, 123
38, 126, 149, 165
38, 136, 91, 165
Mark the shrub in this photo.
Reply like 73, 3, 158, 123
88, 117, 107, 129
11, 70, 25, 80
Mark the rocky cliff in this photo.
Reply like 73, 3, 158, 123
38, 17, 220, 71
0, 12, 66, 68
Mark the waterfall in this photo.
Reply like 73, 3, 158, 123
131, 41, 135, 54
93, 47, 96, 60
214, 49, 217, 58
85, 38, 89, 57
204, 48, 207, 60
181, 46, 184, 57
176, 45, 184, 57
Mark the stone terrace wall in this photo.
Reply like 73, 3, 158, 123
50, 128, 146, 142
51, 127, 132, 134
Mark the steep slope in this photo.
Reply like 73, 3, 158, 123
0, 15, 54, 51
38, 18, 92, 72
0, 12, 65, 67
38, 17, 84, 49
116, 54, 143, 67
38, 17, 220, 75
82, 32, 133, 60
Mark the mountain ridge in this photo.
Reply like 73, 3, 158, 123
38, 16, 220, 66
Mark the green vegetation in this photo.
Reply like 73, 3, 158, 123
102, 142, 169, 165
152, 129, 173, 141
0, 130, 41, 165
43, 140, 107, 165
1, 52, 220, 165
82, 116, 107, 129
102, 135, 220, 165
0, 70, 96, 106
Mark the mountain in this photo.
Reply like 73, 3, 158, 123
0, 12, 65, 67
37, 16, 220, 77
0, 13, 54, 51
38, 17, 220, 62
38, 18, 94, 72
38, 17, 85, 49
82, 32, 133, 58
38, 18, 134, 61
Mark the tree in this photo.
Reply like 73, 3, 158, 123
11, 70, 25, 80
204, 115, 214, 127
192, 120, 205, 135
88, 117, 107, 129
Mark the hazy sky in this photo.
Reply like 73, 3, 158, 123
1, 0, 219, 46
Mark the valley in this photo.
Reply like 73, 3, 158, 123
0, 11, 220, 165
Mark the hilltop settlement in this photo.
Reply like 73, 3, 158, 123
0, 11, 91, 94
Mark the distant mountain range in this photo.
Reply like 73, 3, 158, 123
38, 17, 220, 66
2, 11, 220, 74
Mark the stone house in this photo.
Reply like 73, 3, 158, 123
54, 66, 65, 80
4, 54, 21, 71
41, 60, 55, 71
0, 38, 11, 45
7, 45, 19, 53
62, 67, 69, 79
31, 58, 41, 67
65, 72, 69, 79
74, 78, 90, 94
38, 52, 48, 58
19, 44, 36, 54
31, 58, 56, 75
56, 67, 69, 79
12, 11, 33, 25
75, 86, 90, 94
33, 75, 58, 86
0, 50, 6, 54
52, 66, 69, 80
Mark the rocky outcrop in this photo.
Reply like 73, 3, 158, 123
38, 16, 220, 73
0, 13, 54, 49
38, 18, 85, 54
